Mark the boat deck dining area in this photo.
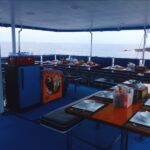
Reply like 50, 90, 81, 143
1, 79, 150, 150
1, 55, 150, 150
1, 1, 150, 149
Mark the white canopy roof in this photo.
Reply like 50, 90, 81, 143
0, 0, 150, 31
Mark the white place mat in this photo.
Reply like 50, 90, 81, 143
72, 100, 104, 112
123, 80, 137, 85
130, 112, 150, 127
95, 90, 113, 99
95, 78, 106, 82
137, 73, 144, 76
123, 81, 131, 84
145, 99, 150, 106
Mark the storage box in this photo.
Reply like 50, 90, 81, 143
127, 82, 149, 103
8, 55, 34, 65
133, 86, 148, 103
135, 66, 146, 73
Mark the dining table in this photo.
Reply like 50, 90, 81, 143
65, 86, 150, 150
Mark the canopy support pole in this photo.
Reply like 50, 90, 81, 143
18, 27, 22, 53
0, 44, 4, 113
89, 32, 93, 62
10, 0, 16, 54
54, 54, 57, 61
142, 28, 147, 66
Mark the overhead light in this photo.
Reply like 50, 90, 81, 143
70, 3, 80, 10
26, 12, 34, 15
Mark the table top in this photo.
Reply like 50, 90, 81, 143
103, 66, 150, 74
124, 107, 150, 136
91, 103, 141, 127
65, 90, 150, 136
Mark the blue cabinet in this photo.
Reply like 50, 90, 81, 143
5, 65, 41, 111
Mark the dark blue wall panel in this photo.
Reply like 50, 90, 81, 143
145, 59, 150, 68
43, 55, 55, 61
33, 55, 41, 61
72, 55, 88, 62
114, 58, 139, 67
91, 57, 112, 67
56, 55, 68, 60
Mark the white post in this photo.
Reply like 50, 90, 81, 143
88, 32, 93, 62
10, 0, 16, 54
40, 55, 43, 64
54, 54, 57, 61
112, 57, 115, 67
0, 46, 4, 113
68, 55, 71, 60
142, 28, 147, 66
18, 27, 22, 53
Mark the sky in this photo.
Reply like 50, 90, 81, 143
0, 27, 148, 45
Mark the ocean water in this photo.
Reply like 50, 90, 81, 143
0, 42, 150, 59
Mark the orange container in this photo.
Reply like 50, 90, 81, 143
42, 70, 63, 103
8, 55, 35, 65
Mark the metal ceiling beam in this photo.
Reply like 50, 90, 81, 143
1, 22, 150, 32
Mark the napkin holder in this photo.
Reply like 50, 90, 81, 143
113, 86, 134, 108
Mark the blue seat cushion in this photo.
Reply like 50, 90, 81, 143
40, 108, 83, 131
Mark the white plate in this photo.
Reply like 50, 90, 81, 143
96, 91, 113, 99
123, 81, 131, 84
83, 99, 97, 107
138, 111, 150, 123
